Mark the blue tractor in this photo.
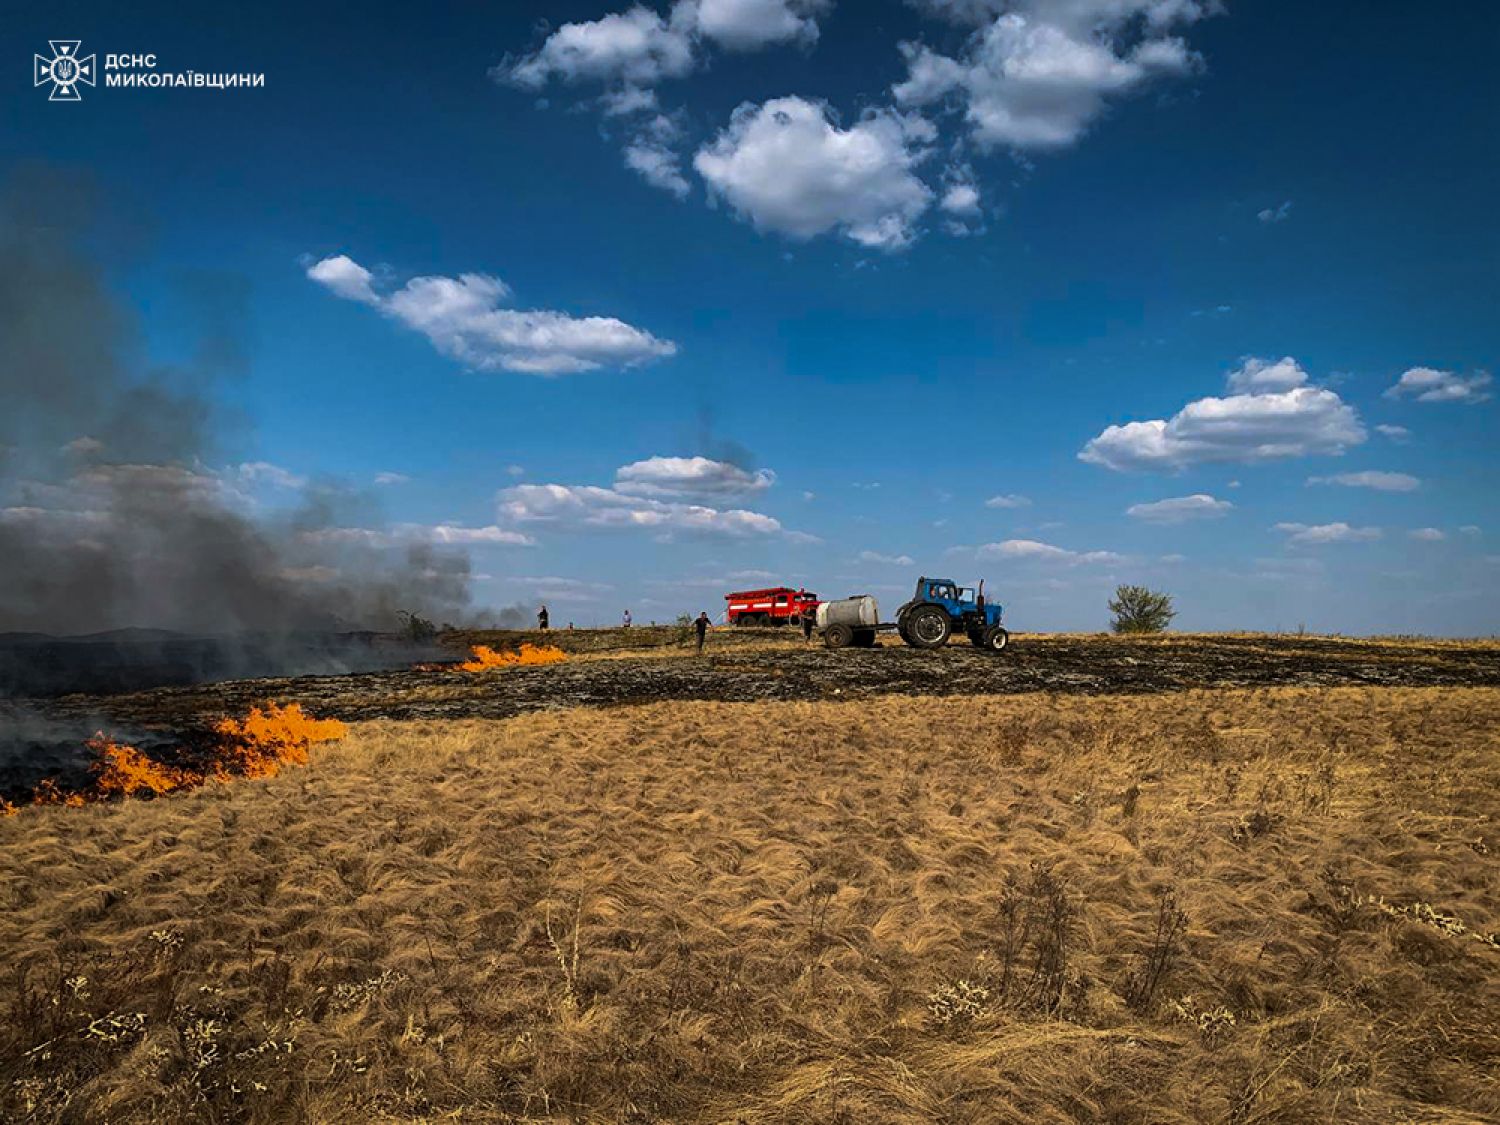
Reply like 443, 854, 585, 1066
895, 576, 1009, 652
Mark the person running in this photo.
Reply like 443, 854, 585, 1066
537, 604, 549, 631
694, 611, 711, 653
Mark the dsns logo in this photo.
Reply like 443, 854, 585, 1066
34, 41, 95, 101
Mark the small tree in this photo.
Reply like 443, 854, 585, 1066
396, 610, 439, 643
1109, 585, 1175, 634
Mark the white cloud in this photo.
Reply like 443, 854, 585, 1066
1374, 423, 1410, 442
308, 255, 677, 375
692, 0, 830, 50
894, 1, 1210, 150
859, 550, 916, 566
234, 461, 308, 490
1274, 522, 1381, 546
1257, 200, 1293, 224
1409, 527, 1446, 542
1459, 525, 1481, 537
1225, 355, 1308, 394
506, 464, 526, 477
613, 455, 774, 498
373, 471, 410, 486
694, 96, 936, 249
496, 5, 699, 90
306, 523, 536, 547
305, 254, 379, 304
1126, 493, 1232, 522
1384, 366, 1493, 404
624, 113, 691, 197
979, 538, 1122, 564
498, 481, 791, 538
984, 493, 1031, 509
1306, 470, 1419, 493
1080, 356, 1366, 472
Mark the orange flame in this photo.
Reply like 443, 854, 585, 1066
457, 643, 567, 672
89, 737, 199, 798
211, 702, 348, 779
8, 702, 348, 813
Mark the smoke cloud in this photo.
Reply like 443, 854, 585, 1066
0, 166, 475, 639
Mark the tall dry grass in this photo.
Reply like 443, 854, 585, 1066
2, 687, 1497, 1122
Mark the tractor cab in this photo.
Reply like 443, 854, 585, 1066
896, 575, 1009, 652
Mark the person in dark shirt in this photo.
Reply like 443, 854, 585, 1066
694, 611, 711, 653
537, 604, 549, 631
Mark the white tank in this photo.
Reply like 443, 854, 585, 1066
816, 595, 879, 629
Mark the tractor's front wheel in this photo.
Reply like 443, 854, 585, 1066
982, 625, 1010, 652
903, 606, 951, 649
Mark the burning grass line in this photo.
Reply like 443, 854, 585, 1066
4, 702, 347, 815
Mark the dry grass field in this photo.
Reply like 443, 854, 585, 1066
3, 685, 1497, 1122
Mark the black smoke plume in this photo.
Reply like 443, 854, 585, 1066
0, 167, 475, 649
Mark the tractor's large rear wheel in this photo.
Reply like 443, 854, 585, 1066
903, 606, 951, 649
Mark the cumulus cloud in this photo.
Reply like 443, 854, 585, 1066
979, 538, 1122, 563
305, 254, 379, 304
894, 0, 1211, 150
1306, 470, 1419, 492
984, 493, 1031, 508
694, 96, 936, 248
624, 114, 692, 197
1374, 423, 1410, 442
373, 471, 410, 486
859, 550, 916, 565
1274, 522, 1381, 546
613, 455, 774, 498
693, 0, 830, 50
494, 0, 831, 93
1409, 527, 1446, 541
1384, 366, 1493, 404
1225, 355, 1308, 394
1126, 493, 1232, 522
498, 468, 797, 538
496, 5, 699, 90
1080, 356, 1366, 472
308, 254, 677, 375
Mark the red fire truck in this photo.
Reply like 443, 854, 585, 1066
724, 587, 820, 626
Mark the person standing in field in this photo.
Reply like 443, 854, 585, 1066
623, 609, 632, 629
538, 604, 549, 631
694, 611, 711, 653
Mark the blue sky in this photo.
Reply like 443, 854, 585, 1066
6, 0, 1498, 633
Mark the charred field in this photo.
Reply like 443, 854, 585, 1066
2, 631, 1499, 1123
23, 627, 1500, 732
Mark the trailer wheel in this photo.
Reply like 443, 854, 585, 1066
904, 606, 951, 649
983, 625, 1010, 652
825, 624, 854, 649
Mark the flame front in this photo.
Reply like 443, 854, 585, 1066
457, 643, 567, 671
4, 702, 348, 815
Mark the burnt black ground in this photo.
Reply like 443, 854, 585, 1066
28, 631, 1500, 734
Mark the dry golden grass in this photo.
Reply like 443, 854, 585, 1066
3, 688, 1498, 1123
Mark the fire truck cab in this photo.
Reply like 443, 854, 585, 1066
724, 587, 819, 626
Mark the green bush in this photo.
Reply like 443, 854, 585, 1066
1109, 585, 1176, 634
